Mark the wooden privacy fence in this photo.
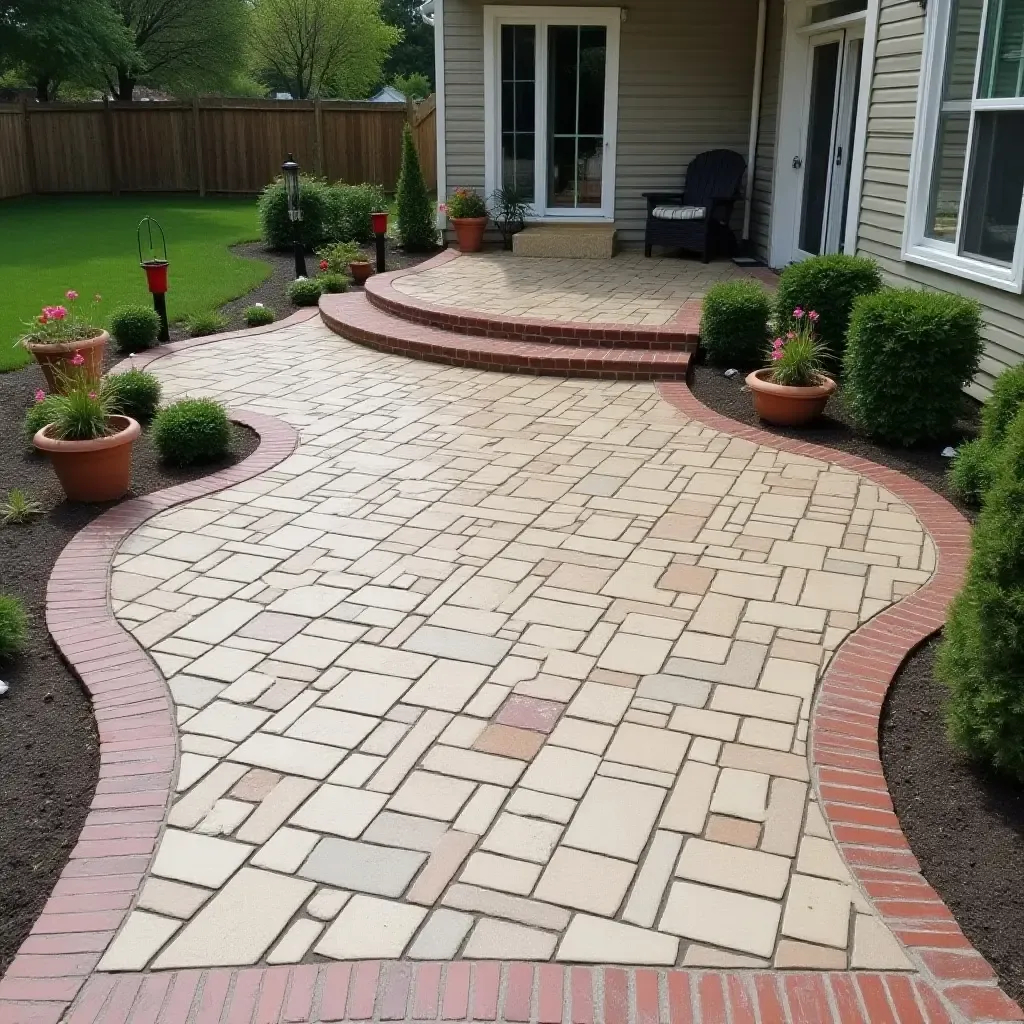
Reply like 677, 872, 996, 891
0, 96, 437, 200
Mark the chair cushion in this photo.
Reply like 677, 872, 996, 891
651, 204, 707, 221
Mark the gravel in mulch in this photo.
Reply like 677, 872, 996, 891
0, 351, 257, 977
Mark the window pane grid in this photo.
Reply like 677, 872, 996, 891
500, 24, 536, 202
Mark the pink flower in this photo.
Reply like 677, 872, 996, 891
70, 352, 86, 366
88, 391, 97, 399
793, 307, 804, 319
771, 349, 783, 361
66, 290, 78, 301
34, 389, 46, 403
438, 203, 447, 213
787, 331, 796, 339
772, 337, 784, 350
808, 310, 819, 322
50, 306, 67, 321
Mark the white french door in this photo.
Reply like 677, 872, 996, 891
483, 6, 620, 221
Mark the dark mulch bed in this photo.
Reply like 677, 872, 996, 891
881, 638, 1024, 1006
0, 354, 257, 977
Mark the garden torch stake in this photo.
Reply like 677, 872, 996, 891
372, 211, 389, 274
138, 217, 170, 344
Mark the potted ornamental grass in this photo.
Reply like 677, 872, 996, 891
746, 307, 836, 426
20, 291, 106, 392
32, 354, 141, 502
443, 188, 488, 252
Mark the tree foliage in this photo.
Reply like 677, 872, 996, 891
391, 72, 431, 99
379, 0, 434, 86
250, 0, 400, 99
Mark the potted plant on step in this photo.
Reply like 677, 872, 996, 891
490, 186, 529, 251
746, 307, 836, 426
19, 291, 106, 393
32, 355, 141, 502
444, 188, 488, 252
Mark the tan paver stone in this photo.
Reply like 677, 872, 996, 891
567, 681, 634, 724
657, 563, 714, 593
605, 722, 690, 773
236, 775, 318, 844
251, 826, 321, 872
229, 733, 346, 780
403, 659, 491, 711
290, 784, 387, 837
719, 743, 810, 781
659, 881, 782, 958
676, 837, 790, 898
316, 894, 426, 959
557, 915, 678, 965
562, 776, 664, 860
520, 745, 600, 798
97, 911, 182, 971
597, 633, 671, 674
661, 760, 718, 833
137, 878, 211, 919
760, 778, 808, 856
800, 570, 865, 612
267, 920, 323, 964
422, 745, 526, 786
407, 830, 477, 905
152, 829, 252, 888
775, 938, 848, 968
705, 814, 761, 848
169, 763, 250, 829
367, 709, 451, 793
184, 700, 270, 741
710, 571, 778, 601
307, 889, 351, 920
362, 811, 449, 851
622, 830, 682, 927
668, 706, 738, 741
739, 718, 795, 750
781, 874, 853, 948
474, 723, 544, 760
797, 835, 853, 881
506, 787, 577, 824
443, 883, 571, 930
688, 593, 744, 636
672, 633, 731, 662
851, 913, 914, 969
453, 783, 507, 835
548, 717, 613, 754
755, 494, 809, 518
285, 707, 377, 749
682, 946, 769, 968
463, 918, 557, 960
387, 770, 476, 821
481, 812, 562, 863
711, 685, 801, 723
300, 836, 426, 896
408, 908, 474, 959
461, 851, 542, 895
710, 768, 770, 821
153, 868, 314, 968
533, 847, 635, 915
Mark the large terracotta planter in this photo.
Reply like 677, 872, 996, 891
23, 331, 108, 394
746, 368, 837, 427
34, 415, 141, 502
450, 217, 488, 253
349, 261, 373, 285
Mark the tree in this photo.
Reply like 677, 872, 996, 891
104, 0, 248, 101
0, 0, 132, 101
379, 0, 433, 87
250, 0, 400, 100
395, 122, 436, 250
391, 72, 430, 99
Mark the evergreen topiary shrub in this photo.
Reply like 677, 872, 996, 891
938, 404, 1024, 781
395, 123, 437, 251
244, 304, 275, 327
258, 175, 343, 250
152, 398, 232, 467
103, 369, 162, 421
0, 594, 28, 660
700, 280, 772, 367
337, 183, 387, 242
843, 288, 983, 445
950, 364, 1024, 504
109, 304, 160, 354
23, 395, 64, 445
774, 254, 882, 364
317, 273, 348, 294
288, 277, 323, 307
184, 312, 228, 338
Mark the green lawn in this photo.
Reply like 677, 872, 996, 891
0, 195, 271, 372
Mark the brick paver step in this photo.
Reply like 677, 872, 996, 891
320, 292, 693, 380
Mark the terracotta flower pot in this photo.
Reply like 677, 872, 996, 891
746, 368, 837, 427
34, 415, 141, 503
349, 261, 373, 285
450, 217, 488, 253
23, 331, 108, 394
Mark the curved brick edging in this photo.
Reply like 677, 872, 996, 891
658, 382, 1023, 1023
0, 409, 300, 1024
365, 250, 702, 351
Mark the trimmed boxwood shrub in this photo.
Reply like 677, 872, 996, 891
843, 288, 984, 445
244, 304, 275, 327
152, 398, 232, 467
109, 304, 160, 354
318, 273, 348, 294
184, 312, 227, 338
950, 364, 1024, 504
337, 183, 387, 242
774, 254, 882, 364
0, 594, 28, 660
699, 280, 772, 367
288, 277, 323, 307
104, 369, 162, 421
258, 175, 342, 250
23, 395, 63, 444
938, 404, 1024, 781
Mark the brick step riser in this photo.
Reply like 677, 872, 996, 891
365, 288, 700, 353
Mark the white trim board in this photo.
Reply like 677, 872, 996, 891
434, 0, 447, 227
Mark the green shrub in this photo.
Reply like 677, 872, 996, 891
257, 174, 342, 250
104, 369, 162, 421
774, 254, 882, 364
337, 183, 387, 242
184, 312, 228, 338
395, 123, 437, 251
949, 439, 991, 504
244, 304, 275, 327
699, 281, 772, 367
23, 395, 63, 444
152, 398, 232, 467
318, 273, 348, 294
938, 405, 1024, 780
0, 594, 28, 659
843, 289, 984, 445
108, 304, 160, 354
288, 277, 323, 307
317, 240, 365, 274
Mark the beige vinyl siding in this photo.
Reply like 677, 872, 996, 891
443, 0, 779, 248
856, 0, 1024, 398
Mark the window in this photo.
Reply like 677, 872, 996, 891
905, 0, 1024, 289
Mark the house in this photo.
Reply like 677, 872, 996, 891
371, 85, 409, 102
431, 0, 1024, 395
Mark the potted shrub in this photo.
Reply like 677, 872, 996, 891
317, 241, 370, 285
444, 188, 488, 252
31, 356, 141, 502
19, 291, 106, 393
746, 308, 836, 426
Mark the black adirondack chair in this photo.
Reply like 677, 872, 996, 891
642, 149, 747, 262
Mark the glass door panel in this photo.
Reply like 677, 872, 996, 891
799, 39, 842, 254
500, 24, 536, 202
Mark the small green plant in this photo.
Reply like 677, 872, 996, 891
0, 489, 42, 525
23, 394, 64, 444
490, 186, 528, 250
395, 123, 437, 251
108, 304, 160, 354
336, 182, 388, 242
184, 312, 228, 338
244, 304, 275, 327
317, 273, 348, 294
699, 280, 772, 368
317, 240, 365, 274
937, 404, 1024, 780
41, 353, 115, 441
843, 288, 984, 445
0, 594, 28, 659
766, 308, 830, 386
950, 364, 1024, 504
774, 254, 882, 364
444, 187, 487, 219
288, 277, 323, 307
103, 368, 162, 421
19, 290, 103, 347
257, 175, 343, 250
152, 398, 232, 467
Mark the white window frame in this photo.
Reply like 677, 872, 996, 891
482, 5, 620, 222
903, 0, 1024, 292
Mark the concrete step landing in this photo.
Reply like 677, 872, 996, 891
512, 223, 616, 258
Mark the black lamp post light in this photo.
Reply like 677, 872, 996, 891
282, 153, 307, 279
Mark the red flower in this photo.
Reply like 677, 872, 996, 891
319, 259, 329, 271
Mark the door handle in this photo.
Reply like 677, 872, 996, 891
792, 156, 803, 169
835, 145, 843, 166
